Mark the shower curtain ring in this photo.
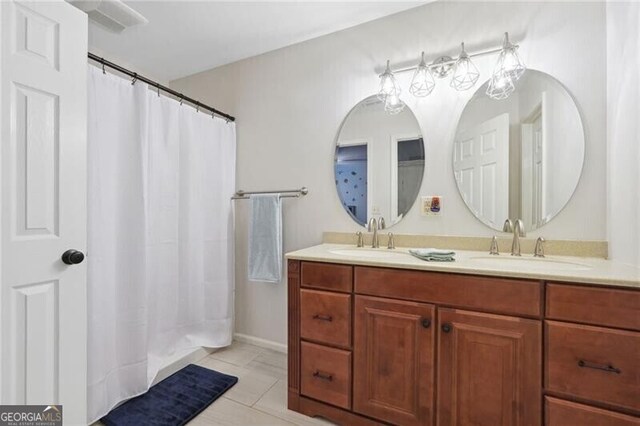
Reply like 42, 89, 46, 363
131, 73, 138, 85
101, 57, 106, 74
157, 84, 160, 97
179, 95, 184, 106
196, 102, 200, 112
212, 111, 215, 119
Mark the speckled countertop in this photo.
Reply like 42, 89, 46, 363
286, 244, 640, 289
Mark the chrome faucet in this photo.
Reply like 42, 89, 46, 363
489, 236, 500, 255
356, 231, 364, 248
387, 232, 395, 249
534, 237, 545, 258
378, 217, 386, 230
502, 219, 514, 233
511, 219, 526, 256
367, 217, 380, 248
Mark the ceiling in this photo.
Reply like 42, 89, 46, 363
87, 1, 425, 82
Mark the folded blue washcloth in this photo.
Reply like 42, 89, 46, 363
409, 248, 456, 262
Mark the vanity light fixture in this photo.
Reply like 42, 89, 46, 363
486, 32, 526, 100
377, 32, 524, 110
378, 60, 401, 101
450, 43, 480, 91
409, 52, 436, 97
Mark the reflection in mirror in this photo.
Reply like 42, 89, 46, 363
335, 96, 424, 227
453, 70, 584, 232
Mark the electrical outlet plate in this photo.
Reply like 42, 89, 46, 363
421, 196, 442, 216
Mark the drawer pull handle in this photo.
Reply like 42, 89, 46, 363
578, 359, 621, 374
312, 314, 333, 322
421, 318, 431, 328
313, 370, 333, 381
441, 323, 453, 333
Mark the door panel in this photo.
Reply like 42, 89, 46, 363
454, 113, 509, 228
437, 308, 541, 426
0, 1, 87, 423
354, 295, 435, 426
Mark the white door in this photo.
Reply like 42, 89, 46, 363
521, 106, 544, 230
0, 1, 87, 424
454, 113, 509, 228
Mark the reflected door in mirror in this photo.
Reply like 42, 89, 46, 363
453, 70, 585, 232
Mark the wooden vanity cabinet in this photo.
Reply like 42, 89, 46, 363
288, 260, 640, 426
437, 308, 541, 426
353, 296, 435, 425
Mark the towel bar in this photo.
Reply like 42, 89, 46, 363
231, 187, 308, 200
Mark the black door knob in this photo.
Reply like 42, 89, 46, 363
62, 249, 85, 265
441, 323, 453, 333
421, 318, 431, 328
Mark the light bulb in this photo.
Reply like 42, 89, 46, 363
384, 92, 405, 114
486, 72, 515, 100
450, 43, 480, 91
409, 52, 435, 97
378, 60, 400, 101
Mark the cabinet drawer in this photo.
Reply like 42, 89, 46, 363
301, 289, 351, 348
546, 321, 640, 411
301, 342, 352, 409
546, 283, 640, 331
545, 397, 640, 426
301, 262, 352, 293
355, 266, 541, 317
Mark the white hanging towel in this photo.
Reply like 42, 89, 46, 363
248, 194, 283, 282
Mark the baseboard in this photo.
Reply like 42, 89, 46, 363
151, 346, 216, 386
234, 333, 287, 353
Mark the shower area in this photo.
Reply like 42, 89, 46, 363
86, 65, 237, 422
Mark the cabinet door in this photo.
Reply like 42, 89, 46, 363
354, 295, 435, 426
437, 308, 541, 426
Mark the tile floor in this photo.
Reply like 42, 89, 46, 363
94, 341, 335, 425
188, 341, 335, 425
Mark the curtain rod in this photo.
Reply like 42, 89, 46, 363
88, 52, 236, 122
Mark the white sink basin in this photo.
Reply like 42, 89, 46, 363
329, 249, 408, 259
468, 255, 592, 271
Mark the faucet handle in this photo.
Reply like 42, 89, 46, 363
356, 231, 364, 248
489, 236, 499, 255
387, 232, 395, 250
502, 219, 514, 233
534, 237, 545, 258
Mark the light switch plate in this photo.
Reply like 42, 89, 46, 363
421, 196, 442, 216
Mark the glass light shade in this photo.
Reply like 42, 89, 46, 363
409, 52, 435, 97
384, 92, 405, 114
450, 43, 480, 91
378, 60, 401, 101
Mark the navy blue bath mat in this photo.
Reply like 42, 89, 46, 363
101, 364, 238, 426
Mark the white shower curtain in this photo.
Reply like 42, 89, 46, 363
86, 66, 236, 423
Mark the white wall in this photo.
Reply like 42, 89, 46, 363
171, 2, 607, 346
606, 2, 640, 267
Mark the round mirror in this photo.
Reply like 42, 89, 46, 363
453, 70, 584, 232
335, 95, 424, 227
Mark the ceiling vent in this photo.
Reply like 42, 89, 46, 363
69, 0, 148, 33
